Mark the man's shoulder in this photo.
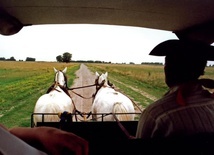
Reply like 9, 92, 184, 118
144, 92, 179, 117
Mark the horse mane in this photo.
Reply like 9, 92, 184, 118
108, 80, 114, 87
46, 83, 55, 93
59, 85, 71, 97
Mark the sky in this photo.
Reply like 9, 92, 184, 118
0, 24, 181, 64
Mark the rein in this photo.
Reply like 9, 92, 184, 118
67, 83, 97, 99
68, 78, 106, 121
112, 113, 136, 139
92, 79, 106, 98
67, 84, 96, 90
70, 90, 94, 99
67, 84, 97, 121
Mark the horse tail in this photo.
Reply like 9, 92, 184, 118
113, 102, 132, 121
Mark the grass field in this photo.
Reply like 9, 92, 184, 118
0, 61, 214, 128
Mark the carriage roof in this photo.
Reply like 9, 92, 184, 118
1, 0, 214, 45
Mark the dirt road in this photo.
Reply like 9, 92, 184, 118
69, 64, 96, 121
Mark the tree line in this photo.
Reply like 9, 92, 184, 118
0, 57, 36, 61
0, 52, 72, 62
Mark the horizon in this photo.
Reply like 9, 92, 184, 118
0, 24, 175, 64
0, 24, 214, 65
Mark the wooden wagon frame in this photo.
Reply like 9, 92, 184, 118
31, 113, 214, 155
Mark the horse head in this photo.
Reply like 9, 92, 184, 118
54, 67, 68, 88
95, 72, 108, 87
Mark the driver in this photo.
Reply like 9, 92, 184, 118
136, 39, 214, 139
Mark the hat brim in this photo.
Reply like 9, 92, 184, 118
149, 39, 214, 61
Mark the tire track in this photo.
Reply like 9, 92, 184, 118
110, 78, 158, 102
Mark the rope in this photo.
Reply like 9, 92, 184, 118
67, 83, 96, 99
112, 113, 136, 139
71, 90, 94, 99
67, 84, 96, 90
75, 110, 92, 122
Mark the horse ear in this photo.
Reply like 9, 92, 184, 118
62, 67, 67, 73
53, 67, 58, 73
95, 72, 99, 77
105, 72, 108, 77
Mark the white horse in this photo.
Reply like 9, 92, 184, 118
33, 67, 74, 126
92, 72, 135, 121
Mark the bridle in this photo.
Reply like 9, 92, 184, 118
54, 70, 68, 88
46, 70, 69, 95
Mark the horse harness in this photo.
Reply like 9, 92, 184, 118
93, 76, 114, 98
47, 70, 69, 96
94, 76, 143, 113
46, 71, 81, 120
51, 74, 137, 139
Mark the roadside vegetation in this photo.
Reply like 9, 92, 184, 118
0, 61, 214, 128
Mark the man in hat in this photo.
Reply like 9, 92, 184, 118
136, 39, 214, 139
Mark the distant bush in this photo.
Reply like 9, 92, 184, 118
26, 57, 36, 61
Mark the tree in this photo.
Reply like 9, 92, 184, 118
56, 55, 63, 62
26, 57, 36, 61
7, 56, 16, 61
62, 52, 72, 63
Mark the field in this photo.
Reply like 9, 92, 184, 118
1, 61, 214, 128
